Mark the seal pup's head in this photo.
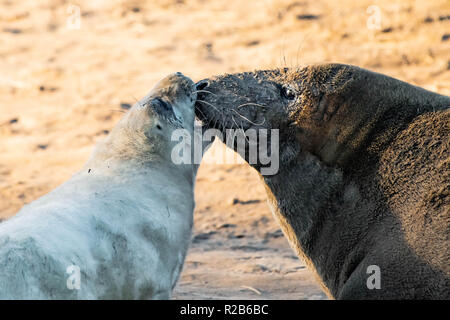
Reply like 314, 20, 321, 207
89, 72, 199, 170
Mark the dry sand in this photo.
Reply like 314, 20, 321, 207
0, 0, 448, 299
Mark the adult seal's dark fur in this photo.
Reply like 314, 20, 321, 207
195, 63, 450, 299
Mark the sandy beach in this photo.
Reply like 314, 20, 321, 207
0, 0, 449, 299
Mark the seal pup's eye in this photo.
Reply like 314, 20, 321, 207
281, 86, 296, 100
156, 124, 162, 130
152, 97, 172, 112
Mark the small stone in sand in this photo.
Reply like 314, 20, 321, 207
3, 28, 22, 34
37, 144, 48, 150
296, 14, 320, 20
120, 103, 132, 110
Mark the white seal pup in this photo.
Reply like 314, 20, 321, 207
0, 72, 205, 299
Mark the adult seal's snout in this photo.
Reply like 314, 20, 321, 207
196, 79, 210, 91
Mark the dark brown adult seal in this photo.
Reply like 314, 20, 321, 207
195, 63, 450, 299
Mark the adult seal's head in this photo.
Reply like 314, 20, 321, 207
89, 72, 197, 172
196, 64, 449, 170
195, 63, 450, 299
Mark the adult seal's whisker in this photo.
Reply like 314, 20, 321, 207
196, 99, 222, 113
232, 109, 266, 126
194, 105, 208, 121
193, 89, 217, 96
236, 102, 267, 109
231, 114, 250, 144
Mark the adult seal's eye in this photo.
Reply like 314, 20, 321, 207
281, 86, 296, 100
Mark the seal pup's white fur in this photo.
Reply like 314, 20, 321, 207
0, 73, 204, 299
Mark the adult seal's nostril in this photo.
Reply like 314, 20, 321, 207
195, 80, 210, 107
196, 80, 209, 92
